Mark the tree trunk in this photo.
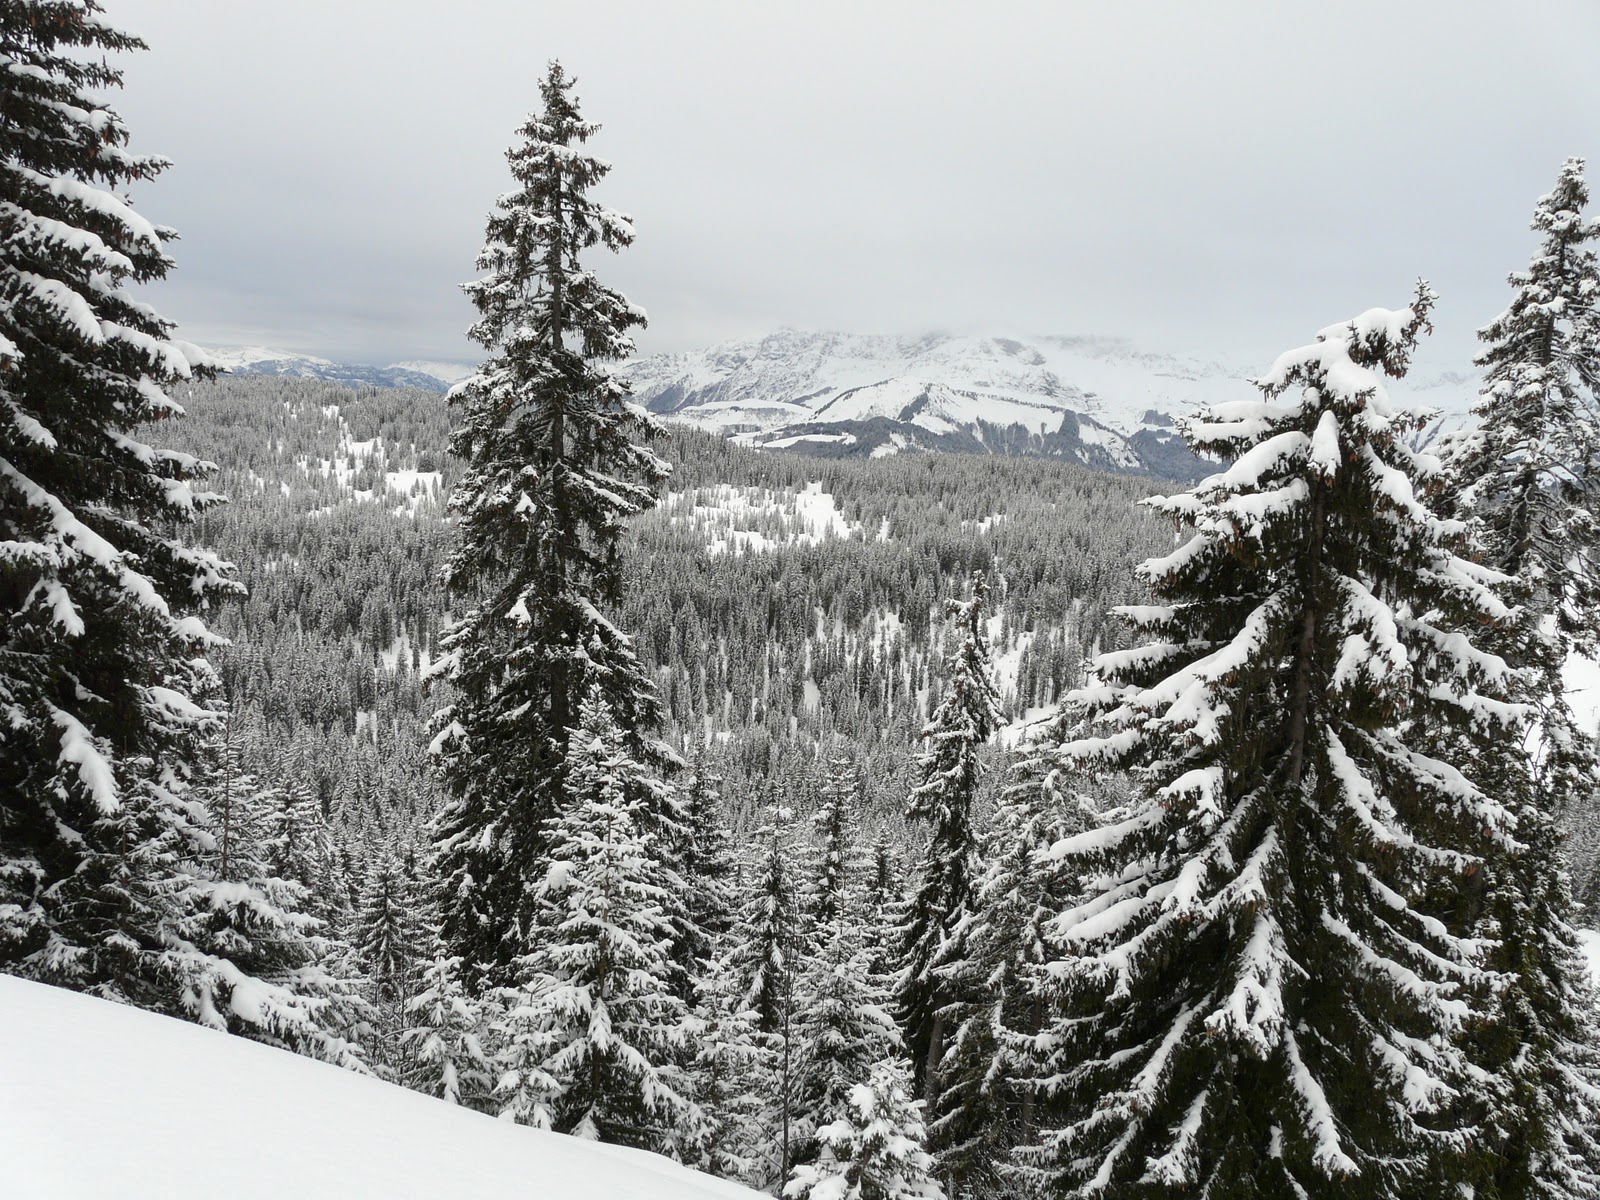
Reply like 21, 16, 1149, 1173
1286, 484, 1326, 789
924, 1008, 946, 1107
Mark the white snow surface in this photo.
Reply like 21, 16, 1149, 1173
1578, 929, 1600, 988
664, 481, 862, 556
0, 974, 761, 1200
202, 344, 335, 371
1564, 652, 1600, 737
388, 359, 479, 386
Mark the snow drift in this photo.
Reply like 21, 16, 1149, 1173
0, 974, 762, 1200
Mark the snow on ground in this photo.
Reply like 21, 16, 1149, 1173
380, 630, 433, 676
870, 432, 907, 459
1565, 652, 1600, 738
1578, 930, 1600, 988
385, 468, 443, 517
986, 611, 1033, 701
387, 360, 478, 386
664, 481, 863, 557
0, 974, 761, 1200
203, 344, 336, 371
763, 432, 858, 449
1000, 703, 1059, 749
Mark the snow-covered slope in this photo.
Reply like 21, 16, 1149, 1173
204, 344, 337, 372
388, 359, 480, 387
203, 346, 469, 392
620, 330, 1479, 479
0, 975, 761, 1200
619, 330, 1246, 476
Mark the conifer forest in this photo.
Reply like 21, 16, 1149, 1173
8, 4, 1600, 1199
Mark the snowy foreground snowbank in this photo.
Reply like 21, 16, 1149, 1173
0, 975, 761, 1200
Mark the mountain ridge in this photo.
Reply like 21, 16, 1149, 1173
203, 346, 476, 392
203, 330, 1478, 481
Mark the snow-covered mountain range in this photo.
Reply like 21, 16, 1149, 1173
202, 332, 1478, 480
203, 346, 475, 392
619, 329, 1479, 479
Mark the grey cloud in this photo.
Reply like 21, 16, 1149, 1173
110, 0, 1600, 370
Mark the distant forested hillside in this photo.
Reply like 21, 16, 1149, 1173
178, 375, 1169, 843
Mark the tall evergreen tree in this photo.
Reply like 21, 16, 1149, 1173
671, 747, 738, 994
260, 779, 333, 903
685, 954, 772, 1188
794, 911, 902, 1170
897, 571, 1001, 1100
808, 752, 866, 931
1023, 288, 1539, 1198
862, 829, 905, 981
353, 842, 430, 1044
1446, 158, 1600, 906
733, 804, 805, 1038
929, 724, 1090, 1196
509, 689, 698, 1151
428, 59, 670, 989
187, 757, 370, 1068
0, 1, 271, 1025
1443, 161, 1600, 1198
730, 803, 806, 1176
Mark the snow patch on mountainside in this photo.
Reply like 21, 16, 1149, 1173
388, 359, 479, 386
620, 329, 1478, 479
0, 975, 760, 1200
204, 344, 336, 371
664, 482, 863, 557
203, 346, 460, 391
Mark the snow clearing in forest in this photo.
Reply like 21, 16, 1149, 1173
664, 481, 864, 557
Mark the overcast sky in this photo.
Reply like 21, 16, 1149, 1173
106, 0, 1600, 372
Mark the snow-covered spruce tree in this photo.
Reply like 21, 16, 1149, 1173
897, 571, 1002, 1101
0, 1, 240, 1005
428, 59, 671, 989
671, 747, 738, 991
489, 984, 558, 1128
729, 803, 806, 1175
1023, 286, 1538, 1198
354, 844, 427, 1007
785, 1057, 945, 1200
862, 830, 905, 981
809, 753, 867, 930
510, 689, 698, 1151
930, 720, 1091, 1196
1444, 158, 1600, 907
1441, 160, 1600, 1198
794, 908, 902, 1170
185, 758, 370, 1069
685, 953, 773, 1187
734, 804, 805, 1038
1447, 157, 1600, 643
259, 779, 335, 912
353, 842, 431, 1066
402, 950, 491, 1108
